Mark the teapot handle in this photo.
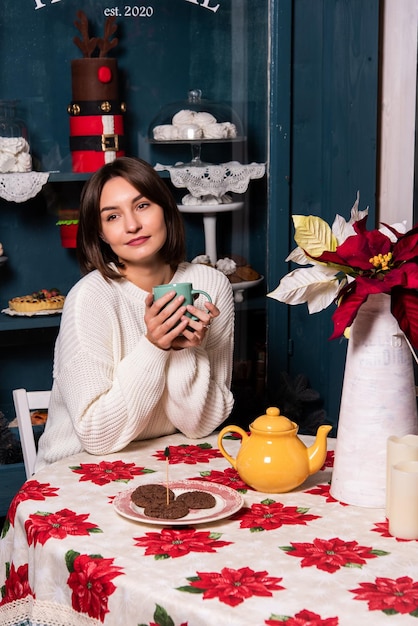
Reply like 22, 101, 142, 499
217, 425, 248, 469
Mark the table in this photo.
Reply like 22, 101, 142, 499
1, 432, 417, 626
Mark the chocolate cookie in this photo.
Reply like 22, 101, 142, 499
144, 500, 190, 519
131, 484, 174, 507
176, 490, 216, 509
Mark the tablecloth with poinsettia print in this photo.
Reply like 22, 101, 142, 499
1, 432, 418, 626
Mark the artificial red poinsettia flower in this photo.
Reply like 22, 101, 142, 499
233, 500, 320, 531
0, 562, 34, 606
70, 459, 153, 485
280, 537, 388, 573
265, 608, 338, 625
268, 198, 418, 349
153, 443, 222, 465
66, 550, 123, 622
350, 576, 418, 615
134, 528, 232, 559
181, 566, 284, 607
188, 467, 252, 492
6, 479, 59, 527
25, 508, 101, 546
313, 218, 418, 347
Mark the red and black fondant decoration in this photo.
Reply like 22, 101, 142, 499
68, 11, 126, 173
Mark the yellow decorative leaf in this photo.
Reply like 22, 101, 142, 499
293, 215, 338, 257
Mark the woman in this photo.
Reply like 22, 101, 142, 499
35, 157, 234, 470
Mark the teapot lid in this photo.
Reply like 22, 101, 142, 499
250, 407, 297, 433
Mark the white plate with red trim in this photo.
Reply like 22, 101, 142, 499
113, 479, 244, 526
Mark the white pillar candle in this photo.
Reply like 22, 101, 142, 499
386, 435, 418, 517
388, 460, 418, 540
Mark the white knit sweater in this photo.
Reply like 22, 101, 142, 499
35, 262, 234, 470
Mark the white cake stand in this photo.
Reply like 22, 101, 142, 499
177, 202, 244, 265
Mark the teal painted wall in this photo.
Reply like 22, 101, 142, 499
267, 0, 380, 431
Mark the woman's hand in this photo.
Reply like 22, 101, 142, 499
144, 291, 189, 350
171, 301, 220, 350
144, 294, 219, 351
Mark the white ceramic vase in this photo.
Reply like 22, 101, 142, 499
330, 292, 418, 507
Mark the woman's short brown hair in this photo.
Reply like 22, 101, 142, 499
77, 157, 186, 279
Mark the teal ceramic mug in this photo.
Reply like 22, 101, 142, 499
152, 282, 212, 320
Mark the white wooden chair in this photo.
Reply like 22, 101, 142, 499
12, 388, 50, 479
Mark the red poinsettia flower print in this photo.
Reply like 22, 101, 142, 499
322, 450, 334, 469
189, 467, 252, 491
313, 218, 418, 347
25, 508, 101, 546
233, 500, 320, 531
281, 537, 387, 573
6, 480, 59, 526
305, 483, 348, 505
0, 562, 34, 606
350, 576, 418, 615
153, 443, 222, 465
70, 460, 152, 485
371, 519, 414, 542
265, 609, 338, 625
134, 528, 231, 558
184, 566, 284, 607
66, 550, 123, 622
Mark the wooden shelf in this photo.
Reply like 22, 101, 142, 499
0, 313, 61, 332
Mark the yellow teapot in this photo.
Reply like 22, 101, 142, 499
217, 407, 332, 493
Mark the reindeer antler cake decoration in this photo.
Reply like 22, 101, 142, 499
97, 15, 119, 57
73, 10, 119, 58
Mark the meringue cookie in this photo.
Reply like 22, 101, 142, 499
224, 122, 237, 138
202, 123, 229, 139
172, 109, 196, 125
0, 137, 32, 172
215, 257, 237, 276
194, 111, 217, 126
219, 194, 233, 203
153, 125, 179, 141
176, 124, 203, 140
181, 193, 232, 205
191, 254, 212, 265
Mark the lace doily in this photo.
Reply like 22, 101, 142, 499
0, 172, 50, 203
155, 161, 265, 197
0, 596, 102, 626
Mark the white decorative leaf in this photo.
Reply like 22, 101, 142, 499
285, 246, 310, 264
332, 214, 355, 245
267, 266, 342, 313
349, 191, 368, 223
380, 221, 407, 242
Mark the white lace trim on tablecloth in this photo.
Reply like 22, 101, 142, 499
155, 161, 265, 197
0, 597, 102, 626
0, 171, 50, 203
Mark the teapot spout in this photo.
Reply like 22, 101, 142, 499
307, 424, 333, 475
